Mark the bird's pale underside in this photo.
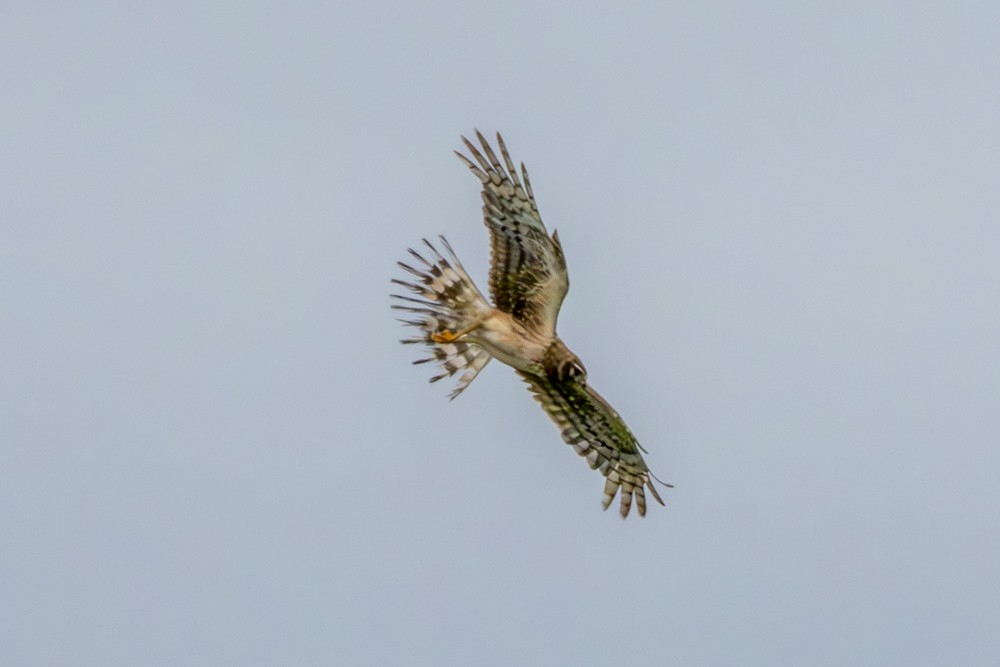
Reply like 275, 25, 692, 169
391, 131, 669, 518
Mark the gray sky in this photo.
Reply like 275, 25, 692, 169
3, 2, 1000, 665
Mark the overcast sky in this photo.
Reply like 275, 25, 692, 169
3, 2, 1000, 665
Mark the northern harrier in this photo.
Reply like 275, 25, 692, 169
392, 131, 669, 517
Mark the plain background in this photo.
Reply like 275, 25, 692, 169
3, 2, 999, 665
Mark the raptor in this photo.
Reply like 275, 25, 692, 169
392, 131, 669, 517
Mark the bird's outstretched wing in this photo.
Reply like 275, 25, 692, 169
455, 131, 568, 338
517, 371, 668, 517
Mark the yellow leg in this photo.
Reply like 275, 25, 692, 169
431, 322, 478, 344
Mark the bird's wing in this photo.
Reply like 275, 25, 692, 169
456, 131, 568, 339
517, 370, 668, 517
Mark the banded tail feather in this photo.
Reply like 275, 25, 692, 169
391, 237, 493, 399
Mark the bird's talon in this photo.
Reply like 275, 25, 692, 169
431, 330, 456, 343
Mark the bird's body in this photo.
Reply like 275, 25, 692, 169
392, 131, 668, 517
460, 310, 549, 374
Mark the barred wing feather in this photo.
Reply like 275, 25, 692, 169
456, 131, 568, 338
517, 371, 667, 518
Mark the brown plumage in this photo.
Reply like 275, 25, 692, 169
392, 131, 670, 517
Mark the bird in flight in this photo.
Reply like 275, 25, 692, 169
392, 131, 669, 517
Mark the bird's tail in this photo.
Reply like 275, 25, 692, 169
391, 237, 493, 399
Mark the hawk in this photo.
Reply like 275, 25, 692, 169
392, 131, 670, 517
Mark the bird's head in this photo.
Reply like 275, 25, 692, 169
558, 355, 588, 384
543, 339, 588, 384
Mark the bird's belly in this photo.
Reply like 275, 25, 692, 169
469, 312, 546, 372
